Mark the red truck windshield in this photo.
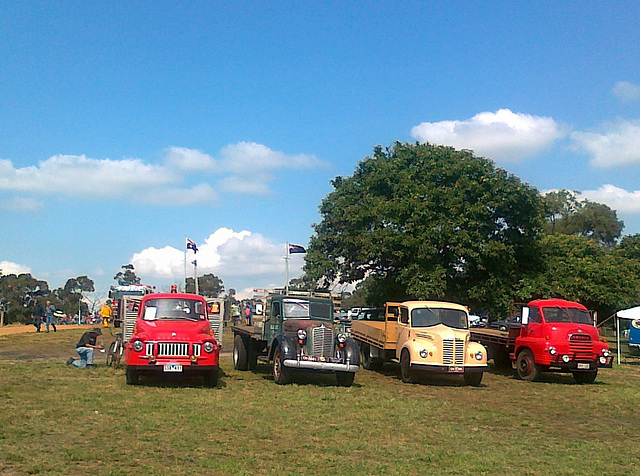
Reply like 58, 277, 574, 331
542, 306, 592, 324
142, 298, 206, 321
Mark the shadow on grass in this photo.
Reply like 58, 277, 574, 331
244, 363, 364, 387
364, 363, 485, 387
126, 368, 229, 389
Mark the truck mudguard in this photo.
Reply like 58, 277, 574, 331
343, 338, 361, 366
272, 334, 297, 361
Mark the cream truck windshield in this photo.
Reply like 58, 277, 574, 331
411, 308, 468, 329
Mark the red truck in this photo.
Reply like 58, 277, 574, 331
124, 293, 221, 386
470, 298, 612, 383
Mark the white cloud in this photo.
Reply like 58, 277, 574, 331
571, 120, 640, 167
0, 142, 326, 210
0, 260, 32, 276
0, 196, 42, 212
130, 227, 303, 290
218, 142, 325, 173
164, 147, 216, 171
579, 185, 640, 213
612, 81, 640, 102
411, 109, 565, 162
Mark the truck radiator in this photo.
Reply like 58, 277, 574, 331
569, 334, 593, 359
442, 338, 465, 365
312, 326, 333, 358
145, 342, 191, 357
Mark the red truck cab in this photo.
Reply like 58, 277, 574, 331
124, 293, 220, 386
515, 298, 612, 383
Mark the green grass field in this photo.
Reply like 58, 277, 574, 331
1, 327, 639, 475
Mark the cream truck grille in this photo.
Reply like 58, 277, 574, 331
442, 338, 465, 365
312, 326, 333, 358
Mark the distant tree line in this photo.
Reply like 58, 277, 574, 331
303, 142, 639, 321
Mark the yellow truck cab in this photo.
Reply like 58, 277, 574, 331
351, 301, 488, 386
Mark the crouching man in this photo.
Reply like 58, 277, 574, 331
67, 328, 104, 368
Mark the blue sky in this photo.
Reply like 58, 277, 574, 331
1, 1, 639, 301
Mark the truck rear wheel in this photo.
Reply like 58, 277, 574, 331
516, 349, 540, 381
463, 370, 483, 387
361, 343, 383, 370
573, 369, 597, 384
125, 367, 140, 385
273, 347, 291, 385
400, 349, 414, 383
233, 335, 249, 371
336, 371, 355, 387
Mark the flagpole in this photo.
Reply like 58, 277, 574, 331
285, 243, 290, 294
184, 235, 187, 292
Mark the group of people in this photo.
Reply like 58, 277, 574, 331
31, 300, 58, 333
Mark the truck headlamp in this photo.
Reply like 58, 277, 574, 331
474, 351, 483, 361
203, 341, 215, 353
599, 356, 607, 365
297, 329, 307, 340
337, 333, 347, 344
419, 349, 428, 359
562, 354, 570, 363
548, 346, 557, 355
602, 349, 610, 358
133, 340, 144, 352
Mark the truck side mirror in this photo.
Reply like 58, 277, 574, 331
521, 307, 530, 325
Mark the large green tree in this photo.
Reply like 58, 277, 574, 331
186, 273, 225, 297
0, 273, 50, 324
54, 275, 95, 317
544, 189, 624, 247
304, 142, 545, 315
114, 265, 141, 285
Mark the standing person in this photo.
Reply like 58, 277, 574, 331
32, 301, 45, 332
44, 300, 57, 333
244, 304, 252, 326
231, 304, 240, 327
67, 328, 104, 368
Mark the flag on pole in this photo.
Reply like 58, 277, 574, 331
288, 244, 306, 254
186, 238, 198, 253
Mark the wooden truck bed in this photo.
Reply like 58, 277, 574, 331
232, 325, 264, 341
350, 320, 397, 350
470, 326, 519, 349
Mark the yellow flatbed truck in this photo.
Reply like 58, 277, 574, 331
351, 301, 488, 386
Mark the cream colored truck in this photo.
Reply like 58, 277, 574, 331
350, 301, 488, 386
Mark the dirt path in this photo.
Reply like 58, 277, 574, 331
0, 323, 96, 336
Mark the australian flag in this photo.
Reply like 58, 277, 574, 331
186, 238, 198, 253
288, 244, 306, 254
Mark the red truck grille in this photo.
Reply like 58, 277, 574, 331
569, 334, 593, 359
443, 338, 465, 365
145, 342, 191, 357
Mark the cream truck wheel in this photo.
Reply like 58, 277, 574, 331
400, 349, 414, 383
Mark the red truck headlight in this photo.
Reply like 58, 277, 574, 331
203, 341, 215, 353
132, 340, 144, 352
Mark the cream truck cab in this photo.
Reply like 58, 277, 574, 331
351, 301, 488, 386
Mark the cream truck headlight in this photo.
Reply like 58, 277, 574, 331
475, 351, 483, 361
132, 340, 144, 352
419, 349, 428, 359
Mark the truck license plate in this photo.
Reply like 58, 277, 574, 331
577, 363, 590, 370
163, 363, 183, 372
448, 366, 463, 373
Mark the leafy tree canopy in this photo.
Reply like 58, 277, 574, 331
186, 273, 225, 297
544, 189, 623, 247
114, 265, 141, 286
304, 142, 546, 314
